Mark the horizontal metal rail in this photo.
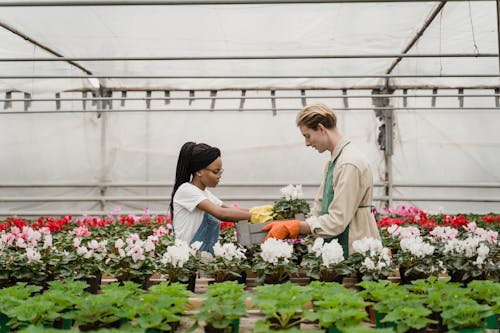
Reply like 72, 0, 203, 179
1, 107, 498, 115
0, 54, 497, 62
0, 0, 492, 7
1, 195, 500, 202
2, 182, 500, 188
2, 93, 499, 103
1, 74, 497, 79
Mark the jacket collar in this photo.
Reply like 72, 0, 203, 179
329, 136, 351, 163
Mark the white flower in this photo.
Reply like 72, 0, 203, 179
213, 242, 246, 261
26, 247, 41, 264
430, 226, 458, 241
362, 257, 376, 270
76, 246, 89, 256
400, 237, 435, 257
161, 240, 191, 268
115, 239, 124, 249
280, 184, 303, 200
73, 237, 82, 248
43, 234, 53, 249
260, 238, 293, 264
321, 240, 344, 267
88, 239, 100, 250
352, 237, 384, 255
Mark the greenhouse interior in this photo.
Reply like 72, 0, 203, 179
0, 1, 499, 333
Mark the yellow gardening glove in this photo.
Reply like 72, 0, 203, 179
249, 204, 274, 224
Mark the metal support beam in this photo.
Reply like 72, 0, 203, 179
0, 74, 496, 79
372, 88, 394, 208
0, 53, 496, 62
0, 20, 93, 75
0, 0, 491, 6
385, 1, 447, 75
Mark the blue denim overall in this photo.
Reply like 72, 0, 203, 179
190, 213, 220, 256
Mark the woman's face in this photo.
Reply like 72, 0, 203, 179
198, 157, 223, 187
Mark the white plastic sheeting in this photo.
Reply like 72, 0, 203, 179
0, 1, 499, 215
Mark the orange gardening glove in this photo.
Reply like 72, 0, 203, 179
262, 220, 301, 241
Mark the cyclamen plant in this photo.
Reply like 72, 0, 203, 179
203, 242, 250, 282
395, 236, 444, 283
301, 238, 351, 282
252, 238, 298, 284
158, 239, 201, 284
348, 237, 394, 281
272, 184, 310, 220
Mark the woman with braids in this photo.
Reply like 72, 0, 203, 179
170, 142, 252, 255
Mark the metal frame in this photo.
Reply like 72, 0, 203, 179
0, 0, 493, 6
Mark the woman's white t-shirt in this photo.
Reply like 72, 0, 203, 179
173, 182, 223, 244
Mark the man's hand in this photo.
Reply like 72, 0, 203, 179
262, 220, 301, 241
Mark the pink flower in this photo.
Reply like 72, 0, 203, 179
73, 225, 91, 237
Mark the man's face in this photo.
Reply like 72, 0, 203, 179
299, 124, 327, 153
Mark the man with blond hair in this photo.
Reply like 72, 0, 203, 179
263, 103, 380, 257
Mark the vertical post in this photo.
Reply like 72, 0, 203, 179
372, 88, 394, 209
497, 0, 500, 75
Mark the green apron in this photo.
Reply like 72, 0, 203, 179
322, 142, 351, 259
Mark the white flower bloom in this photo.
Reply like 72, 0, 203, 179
213, 242, 246, 261
88, 239, 100, 250
161, 240, 191, 268
400, 237, 435, 257
430, 226, 458, 241
260, 238, 293, 264
320, 240, 344, 267
43, 234, 53, 249
352, 237, 384, 255
26, 247, 41, 264
76, 246, 89, 256
311, 237, 325, 256
280, 184, 304, 200
73, 237, 82, 248
362, 257, 376, 270
143, 239, 155, 253
114, 239, 124, 249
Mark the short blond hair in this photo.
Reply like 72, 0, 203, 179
296, 103, 337, 130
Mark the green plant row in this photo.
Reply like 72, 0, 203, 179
0, 277, 498, 333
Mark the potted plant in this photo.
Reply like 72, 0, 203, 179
441, 296, 493, 332
104, 233, 157, 289
251, 238, 298, 285
202, 242, 250, 283
192, 281, 248, 333
407, 276, 468, 332
356, 279, 404, 328
393, 236, 443, 284
304, 285, 369, 332
301, 238, 351, 282
347, 237, 394, 282
375, 293, 436, 333
252, 282, 311, 330
0, 282, 42, 332
66, 281, 143, 331
439, 234, 495, 284
272, 184, 310, 220
157, 239, 202, 292
131, 282, 193, 333
467, 280, 500, 331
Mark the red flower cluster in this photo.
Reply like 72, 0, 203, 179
0, 215, 72, 233
482, 215, 500, 224
440, 214, 469, 228
377, 210, 436, 230
220, 221, 235, 230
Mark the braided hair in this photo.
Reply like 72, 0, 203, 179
170, 142, 221, 218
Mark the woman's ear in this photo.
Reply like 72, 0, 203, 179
317, 123, 326, 132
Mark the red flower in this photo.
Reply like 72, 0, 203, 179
220, 221, 235, 230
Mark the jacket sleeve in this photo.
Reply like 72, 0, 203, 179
305, 163, 363, 237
